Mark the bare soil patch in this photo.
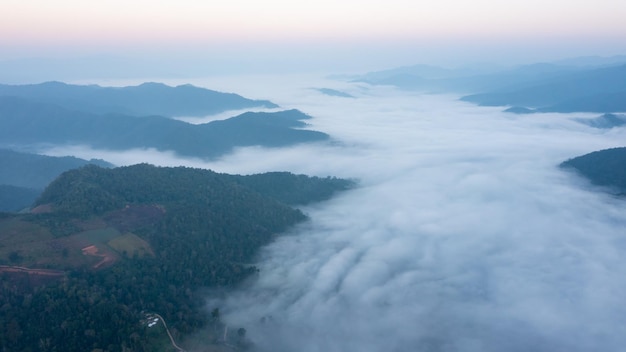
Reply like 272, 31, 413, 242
81, 245, 118, 269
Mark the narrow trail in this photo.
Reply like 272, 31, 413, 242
0, 265, 65, 276
152, 313, 186, 352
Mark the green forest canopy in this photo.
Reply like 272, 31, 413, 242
0, 164, 355, 351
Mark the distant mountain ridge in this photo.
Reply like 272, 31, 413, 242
0, 148, 112, 189
0, 149, 112, 212
461, 64, 626, 113
0, 185, 41, 212
315, 88, 354, 98
0, 81, 278, 117
573, 113, 626, 129
0, 96, 328, 159
356, 58, 626, 113
0, 81, 330, 210
355, 62, 586, 93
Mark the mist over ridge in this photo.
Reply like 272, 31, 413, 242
203, 79, 626, 352
37, 73, 626, 351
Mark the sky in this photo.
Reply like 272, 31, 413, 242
2, 0, 626, 77
41, 76, 626, 351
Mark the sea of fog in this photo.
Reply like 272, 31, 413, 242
50, 75, 626, 351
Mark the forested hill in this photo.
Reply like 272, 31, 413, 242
35, 163, 354, 217
0, 164, 355, 351
0, 149, 112, 189
0, 81, 277, 117
0, 96, 329, 158
0, 149, 112, 212
561, 147, 626, 193
234, 171, 355, 205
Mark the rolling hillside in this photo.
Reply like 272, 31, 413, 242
0, 163, 355, 351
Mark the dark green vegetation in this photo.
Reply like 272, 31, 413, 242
0, 81, 277, 117
0, 164, 355, 351
0, 149, 112, 212
0, 97, 329, 158
561, 147, 626, 193
234, 172, 354, 206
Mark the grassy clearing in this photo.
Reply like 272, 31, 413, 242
0, 217, 56, 266
0, 215, 154, 270
0, 217, 128, 269
108, 232, 155, 258
74, 227, 121, 243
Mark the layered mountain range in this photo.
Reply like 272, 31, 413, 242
0, 81, 331, 211
357, 58, 626, 113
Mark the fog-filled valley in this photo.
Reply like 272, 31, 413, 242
189, 79, 626, 352
4, 0, 626, 349
5, 71, 623, 350
2, 61, 626, 351
205, 81, 626, 352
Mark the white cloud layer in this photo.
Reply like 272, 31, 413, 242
206, 79, 626, 352
42, 77, 626, 351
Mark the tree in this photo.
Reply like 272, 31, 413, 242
8, 250, 21, 263
211, 308, 220, 321
211, 308, 221, 334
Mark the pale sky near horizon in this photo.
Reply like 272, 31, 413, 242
2, 0, 626, 73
